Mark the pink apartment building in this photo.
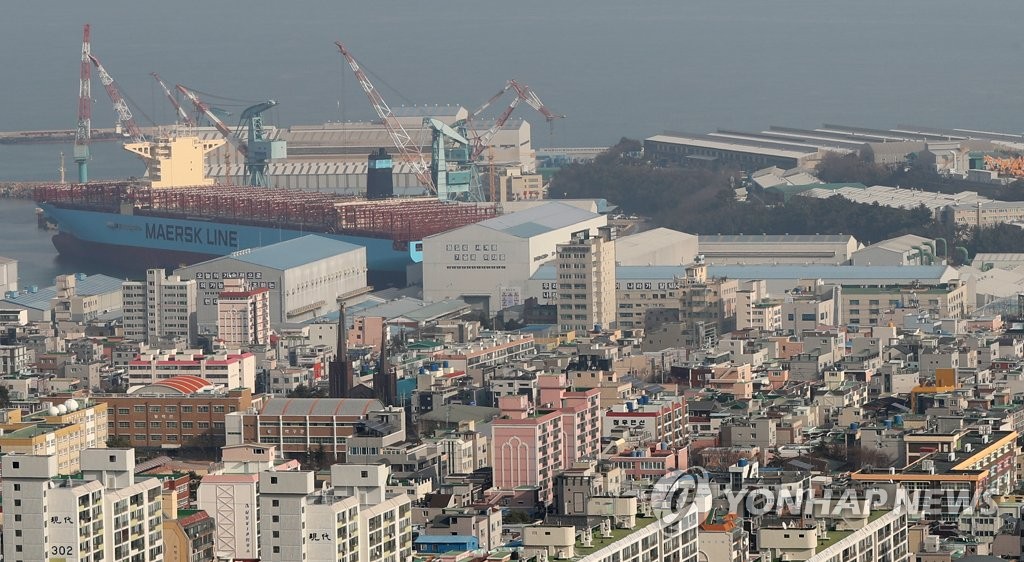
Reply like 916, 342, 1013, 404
491, 375, 600, 507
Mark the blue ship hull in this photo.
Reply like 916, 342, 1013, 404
40, 203, 413, 273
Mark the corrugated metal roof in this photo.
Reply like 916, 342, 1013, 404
700, 234, 855, 244
475, 201, 601, 238
227, 235, 363, 271
707, 264, 954, 281
1, 274, 123, 311
260, 398, 382, 417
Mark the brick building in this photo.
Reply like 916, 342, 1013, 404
100, 375, 261, 449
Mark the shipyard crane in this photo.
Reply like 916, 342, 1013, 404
89, 54, 145, 144
334, 41, 436, 194
468, 79, 565, 160
151, 73, 194, 127
73, 24, 92, 183
176, 85, 285, 187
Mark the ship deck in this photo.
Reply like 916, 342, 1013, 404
33, 182, 496, 243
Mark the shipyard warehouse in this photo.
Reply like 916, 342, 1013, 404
174, 235, 367, 333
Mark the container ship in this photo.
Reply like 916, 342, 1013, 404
33, 134, 497, 276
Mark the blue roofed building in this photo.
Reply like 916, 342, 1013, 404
1, 273, 124, 322
174, 234, 368, 332
413, 535, 480, 554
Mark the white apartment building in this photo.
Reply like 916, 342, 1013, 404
259, 464, 413, 562
555, 226, 617, 333
127, 349, 256, 390
758, 507, 909, 562
522, 502, 700, 562
2, 448, 163, 562
216, 278, 271, 348
737, 281, 783, 332
123, 269, 197, 346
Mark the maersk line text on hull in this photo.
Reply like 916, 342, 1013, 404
145, 223, 239, 248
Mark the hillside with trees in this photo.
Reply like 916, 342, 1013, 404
549, 139, 1024, 262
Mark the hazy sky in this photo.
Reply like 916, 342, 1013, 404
3, 0, 1024, 146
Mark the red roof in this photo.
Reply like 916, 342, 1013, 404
151, 375, 212, 394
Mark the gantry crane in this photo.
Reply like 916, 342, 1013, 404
151, 73, 194, 127
335, 41, 435, 194
89, 53, 145, 144
176, 84, 285, 187
73, 24, 92, 183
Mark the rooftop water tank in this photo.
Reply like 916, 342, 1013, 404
75, 273, 87, 281
849, 422, 859, 431
738, 458, 749, 467
894, 415, 904, 427
884, 419, 893, 430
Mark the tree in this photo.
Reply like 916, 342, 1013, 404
106, 435, 131, 448
0, 385, 11, 409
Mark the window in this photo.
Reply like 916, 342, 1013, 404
149, 406, 161, 413
181, 406, 193, 413
273, 500, 280, 507
133, 406, 145, 413
181, 422, 194, 429
117, 408, 129, 415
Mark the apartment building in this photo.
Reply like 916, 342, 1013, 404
491, 395, 564, 506
196, 444, 301, 561
100, 377, 260, 448
0, 344, 29, 374
841, 281, 972, 327
852, 427, 1018, 521
554, 226, 617, 332
0, 399, 108, 474
2, 448, 164, 562
216, 279, 270, 349
433, 332, 536, 372
127, 349, 256, 390
123, 269, 198, 346
162, 507, 216, 562
603, 393, 688, 449
521, 502, 700, 562
758, 507, 909, 562
259, 464, 413, 562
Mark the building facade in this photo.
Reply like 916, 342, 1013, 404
555, 226, 616, 332
123, 269, 198, 346
217, 279, 271, 349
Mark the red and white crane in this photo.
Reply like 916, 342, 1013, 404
89, 53, 145, 143
73, 24, 92, 183
151, 72, 194, 127
334, 41, 435, 194
469, 79, 565, 160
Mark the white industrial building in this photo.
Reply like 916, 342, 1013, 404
706, 264, 962, 295
175, 235, 367, 333
614, 227, 698, 266
422, 201, 606, 314
850, 234, 939, 266
698, 234, 862, 265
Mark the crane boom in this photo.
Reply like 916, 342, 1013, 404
89, 54, 145, 143
176, 84, 247, 156
151, 73, 194, 126
74, 24, 91, 183
334, 41, 435, 194
468, 79, 565, 160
